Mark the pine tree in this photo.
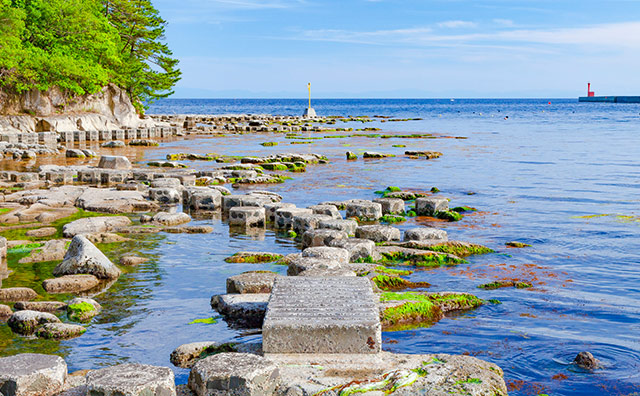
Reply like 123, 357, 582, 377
103, 0, 181, 111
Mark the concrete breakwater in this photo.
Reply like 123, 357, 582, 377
0, 113, 509, 395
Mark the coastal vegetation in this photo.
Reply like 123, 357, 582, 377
0, 0, 180, 111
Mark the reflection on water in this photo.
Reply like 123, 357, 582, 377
1, 99, 640, 395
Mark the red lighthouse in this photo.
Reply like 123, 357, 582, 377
587, 83, 595, 97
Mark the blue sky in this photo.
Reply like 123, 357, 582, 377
153, 0, 640, 98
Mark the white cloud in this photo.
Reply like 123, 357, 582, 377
294, 21, 640, 49
493, 18, 515, 27
437, 20, 477, 29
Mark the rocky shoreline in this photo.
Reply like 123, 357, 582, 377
0, 113, 509, 396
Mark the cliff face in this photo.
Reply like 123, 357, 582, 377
0, 84, 153, 133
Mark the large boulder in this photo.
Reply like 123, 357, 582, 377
86, 364, 176, 396
188, 353, 280, 396
62, 216, 131, 238
8, 310, 61, 335
53, 235, 121, 280
98, 156, 132, 170
0, 353, 67, 396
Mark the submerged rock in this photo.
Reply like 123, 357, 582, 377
8, 310, 61, 335
0, 287, 38, 302
0, 353, 67, 396
53, 235, 121, 280
86, 363, 176, 396
42, 274, 101, 294
35, 323, 86, 339
119, 256, 149, 266
210, 293, 269, 328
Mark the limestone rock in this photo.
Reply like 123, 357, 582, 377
328, 238, 376, 262
62, 216, 131, 238
14, 301, 67, 313
355, 225, 401, 243
85, 233, 129, 244
42, 274, 100, 294
188, 353, 280, 396
302, 229, 348, 248
404, 227, 448, 242
0, 303, 12, 318
0, 287, 38, 302
152, 212, 191, 226
19, 239, 68, 264
25, 227, 56, 237
415, 197, 449, 216
317, 219, 358, 236
35, 323, 86, 339
226, 271, 279, 294
67, 297, 101, 322
345, 200, 383, 221
287, 257, 342, 277
53, 235, 121, 280
0, 353, 67, 396
102, 140, 126, 148
98, 156, 132, 170
210, 294, 269, 328
66, 149, 86, 158
8, 310, 61, 335
301, 246, 349, 265
75, 188, 157, 214
119, 256, 149, 266
170, 342, 244, 369
86, 364, 176, 396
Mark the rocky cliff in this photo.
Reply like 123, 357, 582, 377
0, 84, 156, 133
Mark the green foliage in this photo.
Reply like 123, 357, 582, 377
0, 0, 180, 111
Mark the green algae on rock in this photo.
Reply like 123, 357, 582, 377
506, 241, 532, 248
478, 281, 533, 290
371, 275, 430, 291
381, 292, 484, 330
400, 240, 494, 257
260, 142, 278, 146
379, 215, 406, 224
435, 210, 463, 222
67, 301, 99, 322
224, 252, 284, 264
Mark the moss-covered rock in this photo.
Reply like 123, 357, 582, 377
224, 252, 284, 264
380, 292, 484, 330
506, 241, 531, 248
477, 281, 532, 290
371, 275, 429, 291
67, 298, 101, 322
35, 323, 86, 339
400, 241, 494, 257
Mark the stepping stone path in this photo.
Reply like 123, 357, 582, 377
263, 277, 381, 354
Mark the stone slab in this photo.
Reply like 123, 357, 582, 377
263, 277, 381, 354
0, 353, 67, 396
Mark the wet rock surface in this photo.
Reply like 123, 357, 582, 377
0, 353, 67, 396
53, 235, 121, 280
8, 310, 61, 335
42, 274, 100, 294
86, 364, 176, 396
188, 353, 280, 396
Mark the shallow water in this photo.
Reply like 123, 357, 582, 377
3, 99, 640, 395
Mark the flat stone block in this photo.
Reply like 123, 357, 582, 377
302, 229, 348, 248
355, 225, 401, 243
415, 197, 449, 216
328, 238, 376, 262
229, 207, 265, 227
345, 200, 382, 221
0, 353, 67, 396
308, 204, 342, 219
226, 271, 278, 294
274, 208, 312, 229
210, 294, 269, 328
292, 213, 332, 235
373, 198, 405, 215
188, 353, 280, 396
263, 202, 295, 222
86, 363, 176, 396
263, 277, 381, 354
404, 227, 448, 242
302, 246, 350, 265
317, 219, 358, 236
